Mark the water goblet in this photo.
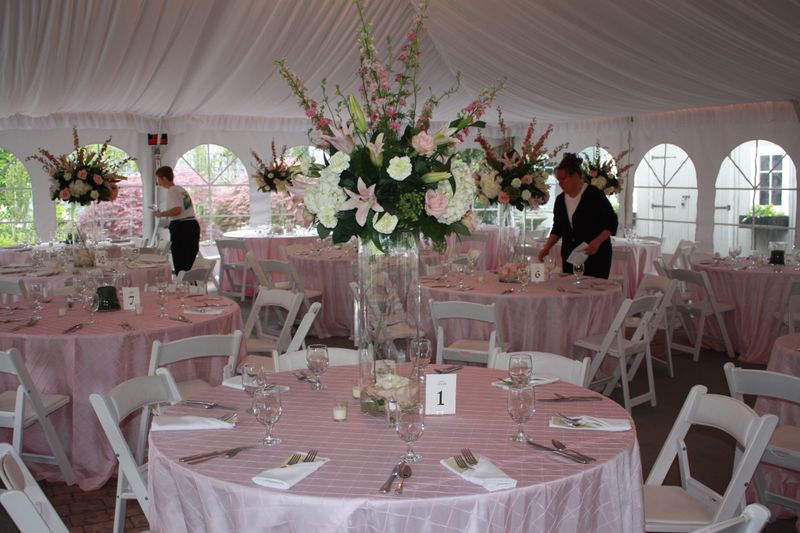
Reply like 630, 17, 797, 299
157, 284, 168, 318
242, 363, 262, 414
573, 262, 584, 285
306, 344, 329, 390
396, 404, 425, 463
508, 353, 533, 386
28, 282, 44, 319
253, 387, 283, 446
544, 256, 556, 277
408, 337, 432, 374
748, 250, 760, 268
83, 292, 100, 324
175, 281, 189, 309
507, 385, 535, 442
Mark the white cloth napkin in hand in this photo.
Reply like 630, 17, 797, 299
549, 415, 631, 432
252, 455, 329, 490
151, 415, 235, 431
440, 455, 517, 492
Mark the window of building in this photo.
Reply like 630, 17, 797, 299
0, 148, 35, 244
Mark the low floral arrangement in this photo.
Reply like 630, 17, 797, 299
27, 128, 129, 205
497, 262, 527, 282
251, 141, 294, 194
475, 109, 565, 210
582, 142, 632, 195
275, 0, 503, 251
361, 373, 419, 409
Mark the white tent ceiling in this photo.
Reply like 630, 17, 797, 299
2, 0, 799, 132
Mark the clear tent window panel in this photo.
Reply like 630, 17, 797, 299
0, 148, 35, 244
632, 143, 697, 253
714, 140, 796, 255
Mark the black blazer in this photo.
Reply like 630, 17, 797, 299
551, 185, 618, 279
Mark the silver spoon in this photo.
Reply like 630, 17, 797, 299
394, 464, 412, 494
551, 439, 596, 462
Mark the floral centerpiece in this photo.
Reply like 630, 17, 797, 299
27, 128, 129, 205
475, 109, 565, 211
582, 141, 632, 195
360, 373, 419, 415
251, 141, 294, 194
275, 0, 502, 251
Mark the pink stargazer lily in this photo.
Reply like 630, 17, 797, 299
340, 177, 383, 226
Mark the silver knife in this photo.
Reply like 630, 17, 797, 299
540, 396, 603, 402
379, 461, 404, 493
526, 438, 589, 464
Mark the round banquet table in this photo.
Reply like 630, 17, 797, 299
693, 261, 800, 363
0, 292, 244, 490
752, 333, 800, 525
148, 365, 644, 533
0, 245, 33, 266
447, 225, 519, 271
420, 272, 623, 355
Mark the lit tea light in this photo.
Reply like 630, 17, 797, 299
332, 401, 348, 422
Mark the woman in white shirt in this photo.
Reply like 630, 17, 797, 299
153, 166, 200, 275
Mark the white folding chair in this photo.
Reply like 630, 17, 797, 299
668, 268, 736, 360
690, 503, 770, 533
0, 348, 74, 485
574, 295, 661, 412
773, 278, 800, 335
176, 266, 213, 292
90, 369, 181, 533
243, 288, 303, 355
215, 238, 251, 301
629, 274, 680, 377
194, 252, 220, 293
644, 385, 777, 532
429, 300, 504, 365
255, 258, 323, 335
653, 256, 669, 277
667, 239, 696, 270
246, 251, 292, 291
274, 347, 360, 372
488, 349, 591, 387
0, 442, 70, 533
0, 279, 27, 299
610, 248, 633, 297
724, 363, 800, 514
148, 330, 243, 399
282, 302, 322, 355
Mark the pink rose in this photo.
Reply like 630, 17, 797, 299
59, 188, 70, 200
424, 189, 448, 217
498, 191, 510, 204
411, 131, 436, 156
590, 170, 598, 178
77, 169, 88, 180
460, 210, 478, 232
93, 174, 103, 185
521, 174, 533, 185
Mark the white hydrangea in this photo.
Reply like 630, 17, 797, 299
317, 205, 339, 229
435, 160, 475, 224
304, 168, 347, 230
511, 178, 522, 188
387, 156, 412, 181
479, 170, 500, 199
297, 151, 312, 175
68, 180, 90, 197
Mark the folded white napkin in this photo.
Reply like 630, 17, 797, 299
549, 415, 631, 432
252, 454, 329, 490
491, 375, 559, 390
151, 415, 235, 431
222, 376, 244, 390
440, 455, 516, 492
184, 308, 225, 315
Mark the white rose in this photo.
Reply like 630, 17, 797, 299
521, 190, 532, 201
328, 151, 350, 174
591, 177, 607, 189
511, 178, 522, 188
90, 190, 99, 200
479, 170, 500, 199
372, 212, 398, 234
317, 206, 339, 228
387, 156, 412, 181
304, 185, 321, 213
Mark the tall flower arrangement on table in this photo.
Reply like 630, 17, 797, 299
475, 109, 565, 210
251, 141, 294, 194
582, 141, 632, 196
275, 0, 503, 251
27, 128, 129, 205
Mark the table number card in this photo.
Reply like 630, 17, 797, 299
121, 287, 141, 311
425, 374, 456, 415
530, 263, 546, 283
94, 249, 109, 267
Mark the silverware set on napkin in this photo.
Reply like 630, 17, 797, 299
434, 365, 463, 374
281, 449, 317, 468
452, 448, 479, 470
184, 399, 238, 411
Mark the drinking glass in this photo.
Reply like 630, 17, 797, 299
306, 344, 329, 390
242, 363, 262, 414
748, 250, 760, 268
396, 404, 425, 463
507, 385, 535, 442
508, 353, 533, 386
157, 283, 168, 318
409, 337, 432, 373
175, 281, 189, 309
544, 256, 556, 277
573, 263, 584, 285
28, 282, 44, 319
253, 387, 283, 446
727, 245, 741, 262
518, 262, 531, 293
83, 292, 99, 324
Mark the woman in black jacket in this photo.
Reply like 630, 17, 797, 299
538, 153, 618, 278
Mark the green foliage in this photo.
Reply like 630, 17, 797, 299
743, 204, 784, 217
0, 147, 35, 245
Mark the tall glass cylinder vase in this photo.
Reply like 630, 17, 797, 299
357, 233, 420, 415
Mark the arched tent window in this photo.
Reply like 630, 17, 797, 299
174, 144, 249, 240
0, 148, 34, 244
55, 145, 142, 241
714, 140, 796, 255
632, 144, 697, 252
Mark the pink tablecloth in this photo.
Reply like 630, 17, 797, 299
0, 293, 244, 490
753, 333, 800, 527
694, 262, 800, 363
421, 272, 623, 356
0, 246, 33, 266
148, 365, 644, 533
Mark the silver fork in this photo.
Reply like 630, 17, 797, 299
452, 455, 473, 470
217, 413, 237, 424
303, 449, 318, 463
461, 448, 478, 466
11, 317, 39, 331
282, 453, 302, 468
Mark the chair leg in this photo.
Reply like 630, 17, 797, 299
113, 477, 128, 533
39, 414, 76, 485
662, 325, 674, 378
618, 355, 632, 412
713, 310, 736, 359
644, 345, 657, 407
691, 311, 707, 362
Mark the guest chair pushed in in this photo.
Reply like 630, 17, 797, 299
644, 385, 777, 532
429, 300, 504, 366
215, 238, 251, 301
628, 274, 680, 377
0, 348, 74, 485
489, 349, 591, 387
274, 347, 360, 372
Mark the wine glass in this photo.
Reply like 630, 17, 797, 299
253, 387, 283, 446
728, 245, 741, 263
573, 262, 584, 285
242, 363, 262, 414
83, 292, 100, 324
396, 404, 425, 463
157, 282, 168, 318
175, 281, 189, 309
507, 385, 535, 442
409, 337, 432, 374
306, 344, 329, 390
544, 256, 556, 277
28, 282, 44, 319
508, 353, 533, 386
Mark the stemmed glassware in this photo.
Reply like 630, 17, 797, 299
518, 259, 531, 292
573, 263, 584, 285
28, 282, 44, 320
253, 387, 283, 446
409, 337, 432, 374
83, 292, 99, 324
306, 344, 329, 390
728, 245, 741, 264
242, 363, 261, 414
507, 385, 535, 442
508, 353, 533, 386
175, 281, 189, 309
396, 404, 425, 463
157, 282, 168, 318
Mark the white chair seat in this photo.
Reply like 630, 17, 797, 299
644, 485, 714, 529
0, 391, 70, 427
176, 379, 212, 399
574, 334, 646, 357
769, 424, 800, 453
448, 339, 491, 352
